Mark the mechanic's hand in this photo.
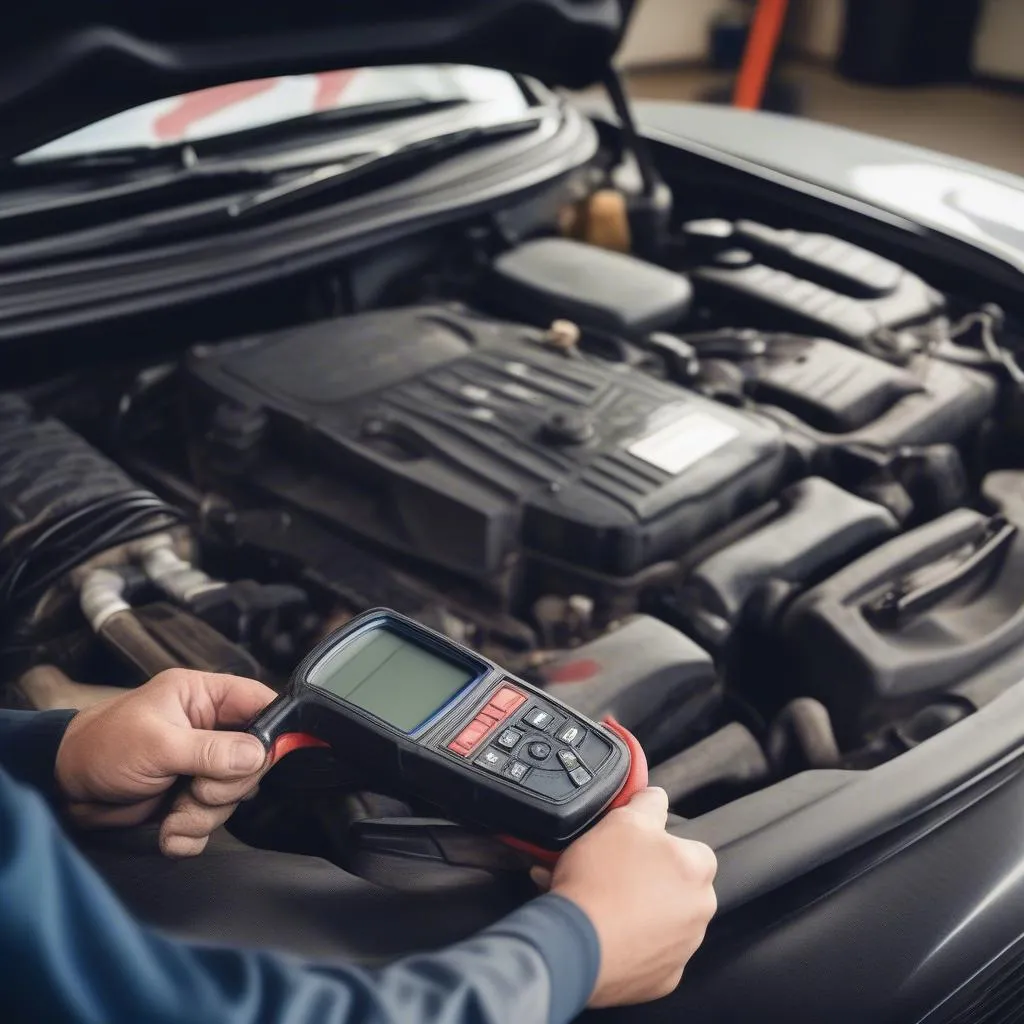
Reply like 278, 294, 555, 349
55, 669, 276, 858
534, 787, 717, 1008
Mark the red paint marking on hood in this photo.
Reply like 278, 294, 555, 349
154, 78, 280, 140
542, 658, 602, 684
314, 70, 358, 110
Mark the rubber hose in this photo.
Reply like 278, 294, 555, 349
767, 697, 841, 770
15, 665, 126, 712
99, 610, 179, 678
647, 723, 770, 805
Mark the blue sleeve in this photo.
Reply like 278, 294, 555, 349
0, 766, 600, 1024
0, 708, 76, 798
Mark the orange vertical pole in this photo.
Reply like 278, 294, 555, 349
732, 0, 790, 110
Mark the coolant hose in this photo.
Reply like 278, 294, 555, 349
647, 723, 770, 805
767, 697, 841, 770
131, 533, 225, 605
79, 566, 178, 677
78, 566, 131, 631
99, 611, 179, 678
16, 665, 125, 711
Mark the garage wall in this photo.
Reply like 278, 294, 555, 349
618, 0, 1024, 83
617, 0, 731, 68
972, 0, 1024, 80
618, 0, 848, 68
785, 0, 1024, 82
784, 0, 843, 61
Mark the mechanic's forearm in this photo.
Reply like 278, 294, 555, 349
2, 766, 598, 1024
188, 896, 598, 1024
0, 708, 75, 797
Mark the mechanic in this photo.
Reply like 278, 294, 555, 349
1, 668, 718, 1024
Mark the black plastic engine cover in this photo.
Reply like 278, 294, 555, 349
686, 330, 998, 451
689, 220, 945, 347
671, 477, 899, 650
186, 306, 788, 581
743, 335, 923, 432
489, 237, 694, 336
537, 614, 722, 760
783, 508, 1024, 735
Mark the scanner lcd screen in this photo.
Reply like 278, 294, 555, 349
307, 626, 476, 733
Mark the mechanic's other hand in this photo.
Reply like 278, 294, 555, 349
537, 787, 717, 1008
55, 669, 276, 856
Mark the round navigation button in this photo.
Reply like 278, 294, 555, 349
527, 741, 551, 761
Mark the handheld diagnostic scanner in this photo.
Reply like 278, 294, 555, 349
248, 608, 647, 851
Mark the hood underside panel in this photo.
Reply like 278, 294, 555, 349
3, 1, 631, 159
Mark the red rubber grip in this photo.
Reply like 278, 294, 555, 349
267, 731, 330, 764
499, 834, 561, 867
603, 715, 649, 810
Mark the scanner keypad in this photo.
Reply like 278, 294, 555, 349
445, 683, 608, 800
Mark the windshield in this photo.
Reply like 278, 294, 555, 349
22, 65, 528, 164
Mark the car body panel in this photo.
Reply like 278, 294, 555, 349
677, 650, 1024, 914
603, 753, 1024, 1024
632, 100, 1024, 279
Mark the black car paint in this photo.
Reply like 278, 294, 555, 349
602, 749, 1024, 1024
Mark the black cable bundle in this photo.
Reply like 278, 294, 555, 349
0, 489, 185, 614
0, 397, 187, 617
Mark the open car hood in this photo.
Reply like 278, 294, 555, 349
2, 1, 632, 160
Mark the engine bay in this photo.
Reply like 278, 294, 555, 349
4, 190, 1024, 871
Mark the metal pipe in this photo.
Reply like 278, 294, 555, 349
603, 68, 659, 198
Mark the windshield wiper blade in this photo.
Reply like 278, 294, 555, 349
225, 117, 543, 221
0, 102, 532, 236
0, 161, 272, 236
0, 115, 545, 268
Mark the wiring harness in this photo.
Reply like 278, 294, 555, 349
0, 489, 185, 615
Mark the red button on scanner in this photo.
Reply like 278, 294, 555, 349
447, 687, 526, 756
488, 686, 526, 714
448, 718, 490, 755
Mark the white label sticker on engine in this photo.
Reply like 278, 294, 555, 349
627, 411, 738, 475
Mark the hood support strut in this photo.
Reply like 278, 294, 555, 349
602, 68, 671, 254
